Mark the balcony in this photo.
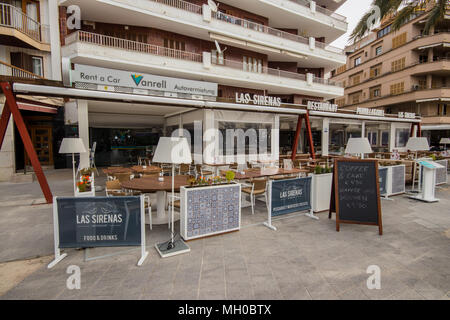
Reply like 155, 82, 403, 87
342, 87, 450, 110
62, 31, 343, 99
60, 0, 346, 68
0, 3, 50, 51
0, 60, 45, 80
220, 0, 348, 38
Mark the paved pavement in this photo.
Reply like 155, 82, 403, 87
0, 169, 449, 300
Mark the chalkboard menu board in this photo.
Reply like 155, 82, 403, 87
56, 196, 142, 248
329, 159, 383, 235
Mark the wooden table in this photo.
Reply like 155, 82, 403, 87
102, 167, 132, 176
204, 163, 230, 176
234, 168, 308, 180
121, 175, 190, 225
130, 165, 162, 175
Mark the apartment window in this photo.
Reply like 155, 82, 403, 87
354, 56, 362, 67
350, 92, 361, 104
418, 79, 427, 90
351, 73, 361, 86
375, 46, 382, 56
336, 65, 346, 75
370, 64, 382, 78
211, 50, 224, 65
243, 56, 262, 73
336, 98, 345, 107
439, 104, 447, 116
419, 55, 428, 64
392, 32, 407, 49
31, 56, 43, 76
391, 57, 406, 72
163, 38, 185, 51
390, 82, 405, 95
377, 25, 391, 38
369, 86, 381, 99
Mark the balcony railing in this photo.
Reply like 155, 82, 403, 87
0, 3, 49, 43
68, 31, 342, 87
0, 60, 45, 80
287, 0, 347, 22
148, 0, 344, 54
71, 31, 203, 63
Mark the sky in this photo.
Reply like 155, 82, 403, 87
330, 0, 374, 49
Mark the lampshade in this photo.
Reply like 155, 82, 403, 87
345, 138, 373, 155
439, 138, 450, 145
405, 137, 429, 151
153, 137, 192, 164
59, 138, 87, 154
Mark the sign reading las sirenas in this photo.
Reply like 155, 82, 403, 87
235, 92, 282, 107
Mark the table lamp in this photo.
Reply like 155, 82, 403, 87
440, 138, 450, 151
405, 137, 430, 192
345, 138, 373, 159
153, 137, 192, 258
59, 138, 87, 196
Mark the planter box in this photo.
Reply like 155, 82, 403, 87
180, 183, 241, 241
311, 173, 332, 213
380, 165, 405, 196
75, 173, 95, 197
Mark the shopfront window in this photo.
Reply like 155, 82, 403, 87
395, 128, 410, 148
329, 123, 362, 155
218, 121, 272, 157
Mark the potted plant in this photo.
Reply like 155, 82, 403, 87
76, 168, 95, 197
310, 165, 333, 213
225, 170, 235, 183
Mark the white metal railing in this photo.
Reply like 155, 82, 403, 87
68, 31, 342, 87
287, 0, 347, 22
147, 0, 344, 55
0, 59, 45, 79
151, 0, 203, 14
0, 3, 48, 43
69, 31, 203, 62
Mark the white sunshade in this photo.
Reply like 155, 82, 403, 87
153, 137, 192, 164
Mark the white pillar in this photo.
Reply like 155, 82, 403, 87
77, 100, 89, 169
272, 115, 280, 162
389, 123, 396, 152
361, 121, 366, 138
203, 110, 215, 164
322, 118, 329, 157
0, 98, 15, 181
48, 0, 62, 80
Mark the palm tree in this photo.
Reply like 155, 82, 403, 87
349, 0, 448, 43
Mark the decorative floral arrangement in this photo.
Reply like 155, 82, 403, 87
188, 175, 229, 187
79, 168, 94, 176
225, 171, 235, 182
314, 165, 332, 175
77, 174, 92, 192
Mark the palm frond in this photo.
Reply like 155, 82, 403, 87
423, 0, 447, 35
391, 4, 416, 31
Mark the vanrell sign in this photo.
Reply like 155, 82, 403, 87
71, 64, 218, 97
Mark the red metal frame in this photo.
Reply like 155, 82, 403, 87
291, 112, 316, 161
0, 82, 53, 204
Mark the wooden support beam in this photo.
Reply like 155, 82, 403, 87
0, 82, 53, 204
304, 112, 316, 160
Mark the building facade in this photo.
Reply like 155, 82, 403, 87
56, 0, 347, 168
331, 3, 450, 149
0, 0, 62, 181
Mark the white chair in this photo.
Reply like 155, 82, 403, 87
89, 142, 99, 176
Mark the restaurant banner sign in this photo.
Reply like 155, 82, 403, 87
264, 177, 314, 231
48, 196, 148, 268
72, 64, 218, 97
